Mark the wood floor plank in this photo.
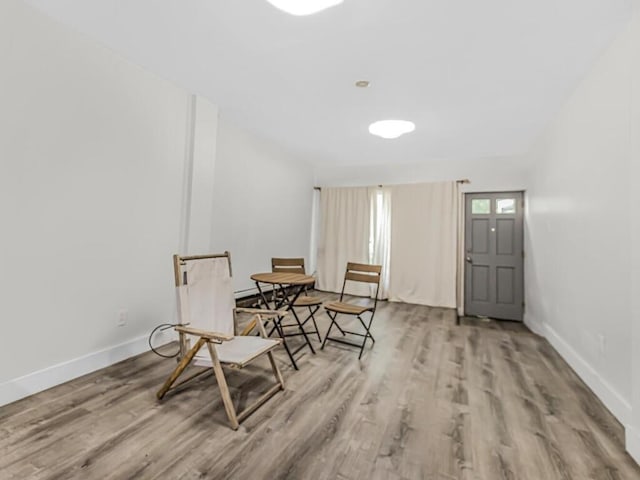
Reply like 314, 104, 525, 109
1, 295, 639, 479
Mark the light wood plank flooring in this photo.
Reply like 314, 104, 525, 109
1, 295, 639, 479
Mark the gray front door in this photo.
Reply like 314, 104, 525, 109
464, 192, 524, 321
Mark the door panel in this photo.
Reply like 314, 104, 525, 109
496, 267, 515, 304
496, 219, 514, 255
472, 219, 490, 254
471, 266, 490, 301
464, 192, 524, 321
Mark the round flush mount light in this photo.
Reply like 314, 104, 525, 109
266, 0, 344, 16
355, 80, 370, 88
368, 120, 416, 139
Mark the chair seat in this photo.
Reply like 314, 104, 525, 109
294, 295, 323, 307
324, 301, 372, 315
194, 336, 280, 367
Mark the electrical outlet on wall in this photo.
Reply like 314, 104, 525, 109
117, 309, 128, 327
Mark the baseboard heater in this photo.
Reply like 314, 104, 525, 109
234, 285, 302, 308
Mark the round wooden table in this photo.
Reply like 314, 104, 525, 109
251, 272, 317, 370
250, 272, 315, 286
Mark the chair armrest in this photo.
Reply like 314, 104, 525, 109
174, 325, 233, 342
235, 307, 288, 318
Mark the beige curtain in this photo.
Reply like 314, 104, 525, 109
316, 187, 371, 296
388, 182, 458, 308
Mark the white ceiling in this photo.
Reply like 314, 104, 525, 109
24, 0, 632, 166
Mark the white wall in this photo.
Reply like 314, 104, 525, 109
629, 0, 640, 464
0, 0, 315, 406
0, 0, 194, 404
211, 118, 315, 294
523, 2, 639, 455
184, 96, 219, 254
314, 155, 529, 193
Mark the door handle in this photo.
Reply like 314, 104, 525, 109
466, 256, 473, 264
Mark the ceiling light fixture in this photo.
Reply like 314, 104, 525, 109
266, 0, 344, 16
368, 120, 416, 139
355, 80, 370, 88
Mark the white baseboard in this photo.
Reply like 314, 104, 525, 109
234, 287, 260, 298
627, 426, 640, 465
536, 322, 631, 425
0, 330, 174, 408
234, 286, 275, 299
523, 314, 545, 337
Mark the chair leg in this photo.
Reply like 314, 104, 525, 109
157, 337, 206, 400
357, 314, 375, 360
334, 318, 346, 336
267, 319, 278, 338
321, 312, 339, 350
267, 350, 285, 389
255, 314, 296, 371
358, 315, 376, 343
322, 312, 377, 359
273, 317, 299, 370
241, 317, 258, 336
206, 342, 239, 430
303, 305, 321, 341
290, 308, 316, 354
358, 337, 368, 360
274, 306, 321, 341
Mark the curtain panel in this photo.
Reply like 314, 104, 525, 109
316, 181, 460, 307
388, 182, 458, 308
316, 187, 371, 296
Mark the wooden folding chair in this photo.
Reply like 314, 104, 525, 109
270, 257, 322, 342
157, 252, 286, 430
321, 262, 382, 359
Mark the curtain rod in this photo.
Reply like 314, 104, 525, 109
313, 185, 381, 190
313, 179, 470, 190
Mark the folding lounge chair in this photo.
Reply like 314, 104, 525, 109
270, 257, 322, 342
157, 252, 285, 430
321, 262, 382, 359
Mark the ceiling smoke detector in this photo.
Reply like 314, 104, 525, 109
265, 0, 344, 16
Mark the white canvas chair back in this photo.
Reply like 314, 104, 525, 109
176, 255, 235, 339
